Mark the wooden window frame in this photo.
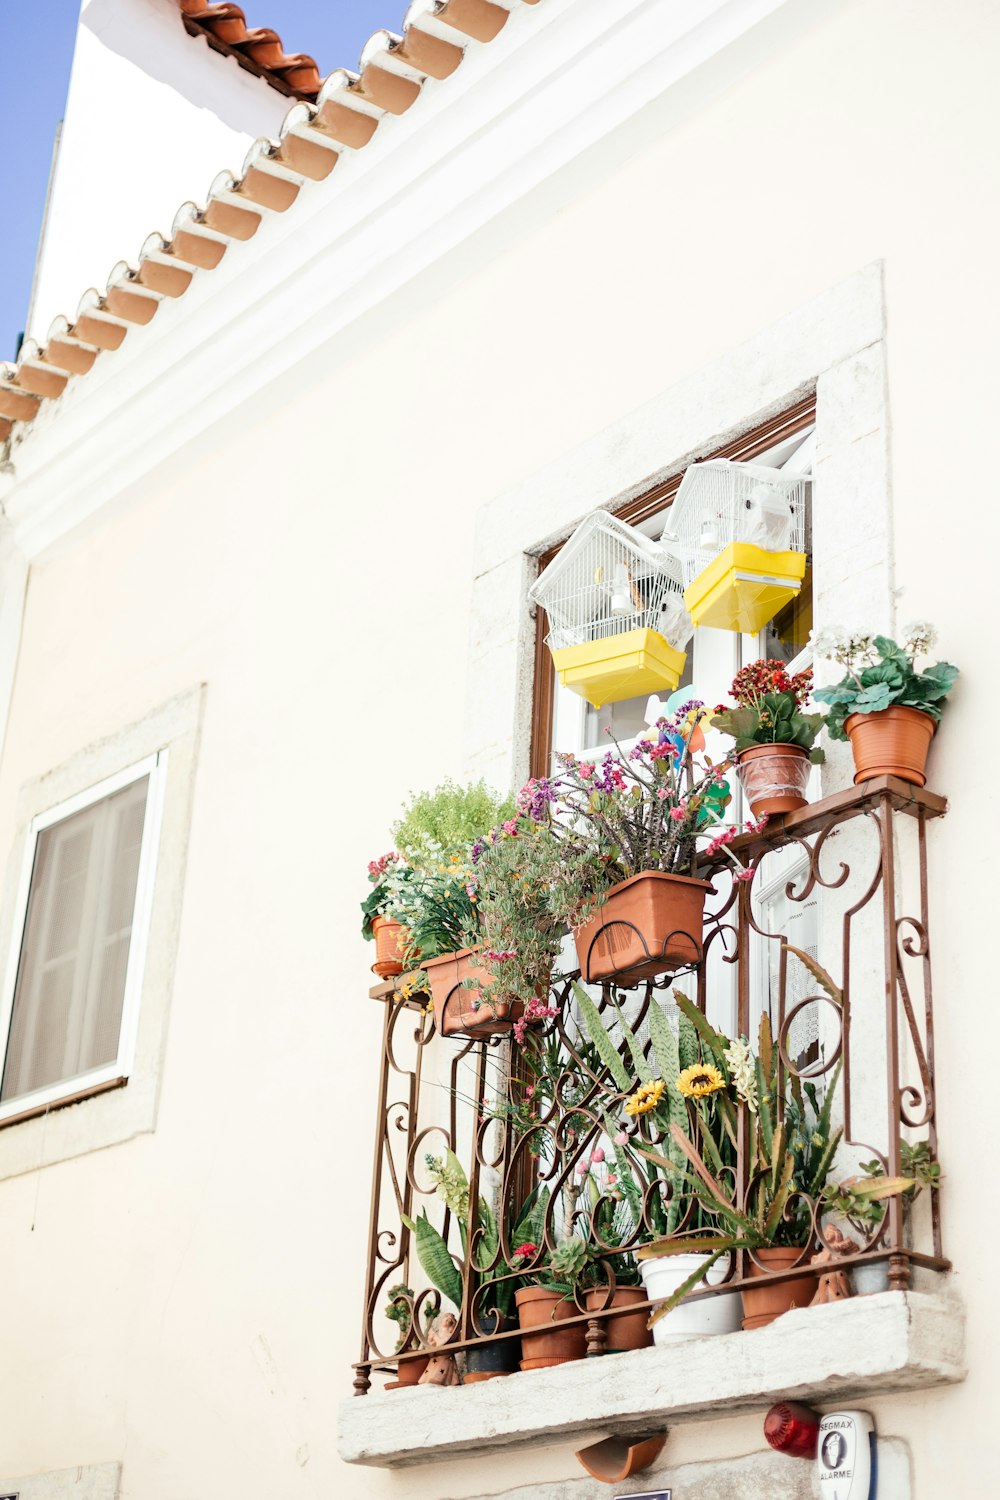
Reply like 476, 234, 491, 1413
529, 394, 817, 778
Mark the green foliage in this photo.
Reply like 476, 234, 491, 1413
712, 697, 826, 760
573, 981, 632, 1092
392, 779, 515, 865
814, 634, 958, 740
401, 1210, 464, 1310
469, 818, 566, 1007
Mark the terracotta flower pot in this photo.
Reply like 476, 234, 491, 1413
573, 871, 712, 984
844, 706, 936, 786
423, 947, 524, 1039
736, 743, 811, 818
740, 1246, 818, 1330
584, 1285, 653, 1352
515, 1286, 587, 1369
371, 916, 407, 978
392, 1353, 429, 1388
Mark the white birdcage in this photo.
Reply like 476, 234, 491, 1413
661, 460, 810, 634
529, 511, 693, 708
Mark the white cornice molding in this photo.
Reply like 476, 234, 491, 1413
1, 0, 804, 559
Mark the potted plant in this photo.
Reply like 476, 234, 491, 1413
403, 1151, 544, 1381
386, 780, 519, 1036
361, 852, 414, 977
811, 624, 958, 785
574, 981, 743, 1342
465, 815, 564, 1036
627, 957, 856, 1330
514, 1238, 590, 1370
525, 703, 755, 986
383, 1282, 429, 1387
822, 1142, 937, 1294
712, 660, 825, 818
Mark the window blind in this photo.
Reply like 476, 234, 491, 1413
1, 775, 150, 1104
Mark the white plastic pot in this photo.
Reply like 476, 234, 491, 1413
639, 1253, 742, 1344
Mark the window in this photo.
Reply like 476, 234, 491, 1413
0, 753, 167, 1123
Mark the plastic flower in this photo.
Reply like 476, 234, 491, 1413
613, 1130, 629, 1146
511, 1242, 539, 1262
677, 1063, 726, 1099
723, 1037, 758, 1112
624, 1079, 666, 1116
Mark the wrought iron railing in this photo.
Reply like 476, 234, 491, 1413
352, 776, 947, 1395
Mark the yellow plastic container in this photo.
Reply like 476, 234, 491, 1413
550, 629, 686, 709
683, 543, 807, 634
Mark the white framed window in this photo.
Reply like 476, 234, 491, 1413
0, 751, 168, 1124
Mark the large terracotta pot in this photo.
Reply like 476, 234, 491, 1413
844, 706, 936, 786
515, 1286, 587, 1369
736, 743, 811, 818
573, 871, 712, 984
584, 1285, 653, 1352
423, 947, 524, 1039
740, 1246, 818, 1330
371, 916, 407, 978
639, 1253, 742, 1344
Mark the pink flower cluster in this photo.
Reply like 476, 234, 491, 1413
512, 995, 559, 1045
368, 851, 399, 878
484, 948, 517, 963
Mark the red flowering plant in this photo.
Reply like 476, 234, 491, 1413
711, 660, 826, 761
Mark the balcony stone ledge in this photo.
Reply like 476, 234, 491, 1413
338, 1290, 965, 1469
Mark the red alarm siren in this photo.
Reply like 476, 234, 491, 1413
764, 1401, 821, 1459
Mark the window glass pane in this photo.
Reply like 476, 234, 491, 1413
1, 776, 150, 1104
760, 566, 813, 664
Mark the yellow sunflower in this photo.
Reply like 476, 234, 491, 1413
677, 1063, 726, 1099
624, 1078, 666, 1116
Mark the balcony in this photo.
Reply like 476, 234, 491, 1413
339, 777, 963, 1469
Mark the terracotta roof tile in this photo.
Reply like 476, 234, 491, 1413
178, 2, 323, 99
2, 0, 544, 448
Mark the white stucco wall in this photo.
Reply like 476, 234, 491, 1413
27, 0, 286, 345
0, 1, 998, 1497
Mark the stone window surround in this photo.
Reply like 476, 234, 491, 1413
464, 259, 894, 797
0, 686, 204, 1181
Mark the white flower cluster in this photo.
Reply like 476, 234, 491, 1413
901, 620, 937, 659
809, 627, 880, 672
723, 1036, 758, 1113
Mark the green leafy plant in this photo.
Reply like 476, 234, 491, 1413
811, 624, 958, 740
629, 949, 851, 1320
392, 779, 516, 866
465, 816, 564, 1018
383, 1282, 426, 1353
402, 1150, 549, 1327
711, 660, 825, 760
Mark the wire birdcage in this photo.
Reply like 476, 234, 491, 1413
529, 511, 693, 708
530, 511, 691, 651
663, 460, 808, 584
661, 460, 810, 634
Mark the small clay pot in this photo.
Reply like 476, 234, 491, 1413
573, 871, 712, 985
371, 916, 407, 978
736, 743, 811, 818
740, 1246, 818, 1330
515, 1286, 587, 1369
844, 706, 936, 786
584, 1286, 653, 1352
392, 1353, 429, 1388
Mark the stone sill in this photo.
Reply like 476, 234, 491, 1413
338, 1291, 964, 1468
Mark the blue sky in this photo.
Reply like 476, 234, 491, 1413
0, 1, 394, 362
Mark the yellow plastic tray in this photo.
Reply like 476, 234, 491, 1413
683, 543, 807, 634
550, 628, 686, 709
